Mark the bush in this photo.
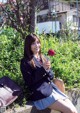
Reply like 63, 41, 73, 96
40, 34, 80, 88
0, 27, 80, 90
0, 27, 24, 85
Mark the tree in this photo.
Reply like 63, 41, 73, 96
29, 0, 37, 33
0, 0, 52, 38
0, 0, 38, 39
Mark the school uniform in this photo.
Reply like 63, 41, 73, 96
20, 57, 68, 110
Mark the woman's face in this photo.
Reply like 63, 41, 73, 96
31, 38, 41, 55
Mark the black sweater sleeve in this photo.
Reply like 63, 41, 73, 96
20, 58, 54, 88
46, 69, 54, 80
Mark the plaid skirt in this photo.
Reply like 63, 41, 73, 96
33, 83, 68, 110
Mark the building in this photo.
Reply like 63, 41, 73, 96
36, 0, 80, 34
0, 0, 80, 34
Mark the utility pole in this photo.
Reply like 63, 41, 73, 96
76, 0, 79, 33
54, 1, 56, 34
50, 0, 59, 34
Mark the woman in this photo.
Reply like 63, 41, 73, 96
20, 34, 77, 113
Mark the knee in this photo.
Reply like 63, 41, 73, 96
68, 108, 77, 113
73, 110, 77, 113
70, 107, 77, 113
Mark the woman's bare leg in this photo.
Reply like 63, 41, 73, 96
48, 98, 77, 113
64, 99, 77, 113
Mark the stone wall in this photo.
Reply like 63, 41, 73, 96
66, 88, 80, 113
4, 88, 80, 113
4, 105, 61, 113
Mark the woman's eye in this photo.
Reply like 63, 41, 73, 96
37, 41, 40, 44
32, 42, 35, 45
32, 41, 40, 45
32, 42, 35, 44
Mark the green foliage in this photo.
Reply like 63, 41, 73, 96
57, 21, 79, 41
0, 27, 80, 91
1, 0, 31, 39
0, 27, 24, 85
40, 34, 80, 88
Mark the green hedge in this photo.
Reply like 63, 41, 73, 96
0, 27, 80, 89
41, 35, 80, 88
0, 27, 24, 86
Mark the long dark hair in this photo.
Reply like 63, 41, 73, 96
24, 34, 44, 67
24, 34, 41, 60
24, 34, 49, 67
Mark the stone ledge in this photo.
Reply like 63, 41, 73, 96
4, 88, 80, 113
4, 104, 60, 113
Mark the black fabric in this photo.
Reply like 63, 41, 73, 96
20, 57, 54, 101
0, 76, 22, 107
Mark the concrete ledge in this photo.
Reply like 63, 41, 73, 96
14, 105, 60, 113
15, 106, 60, 113
4, 104, 60, 113
4, 88, 80, 113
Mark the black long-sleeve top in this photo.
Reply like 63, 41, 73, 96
20, 57, 54, 101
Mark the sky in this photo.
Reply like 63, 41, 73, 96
0, 0, 7, 3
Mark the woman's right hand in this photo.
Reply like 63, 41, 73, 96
42, 60, 51, 70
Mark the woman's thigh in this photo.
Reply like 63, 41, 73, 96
48, 98, 77, 113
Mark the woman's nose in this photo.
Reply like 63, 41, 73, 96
35, 43, 38, 47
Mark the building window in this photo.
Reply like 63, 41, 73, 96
70, 3, 75, 9
37, 14, 48, 23
37, 14, 56, 23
